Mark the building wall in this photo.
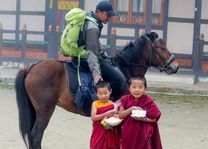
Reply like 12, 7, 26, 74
20, 0, 45, 11
0, 0, 16, 11
201, 0, 208, 53
168, 0, 195, 18
167, 0, 208, 55
20, 0, 45, 41
167, 22, 194, 54
0, 0, 207, 54
167, 0, 195, 54
0, 0, 16, 39
0, 0, 45, 41
201, 0, 208, 20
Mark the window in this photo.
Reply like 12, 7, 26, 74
112, 0, 164, 26
55, 0, 80, 32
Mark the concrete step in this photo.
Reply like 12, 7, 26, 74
0, 67, 208, 96
145, 71, 208, 96
146, 71, 195, 84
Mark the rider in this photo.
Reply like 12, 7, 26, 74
76, 1, 126, 99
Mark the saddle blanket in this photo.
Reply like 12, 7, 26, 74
63, 60, 98, 116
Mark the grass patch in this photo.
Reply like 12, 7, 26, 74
149, 92, 208, 109
0, 83, 14, 89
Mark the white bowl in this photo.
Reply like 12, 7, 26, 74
131, 109, 146, 117
104, 116, 122, 126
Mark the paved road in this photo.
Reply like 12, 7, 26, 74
0, 87, 208, 149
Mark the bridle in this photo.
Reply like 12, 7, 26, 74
151, 39, 176, 73
158, 54, 175, 72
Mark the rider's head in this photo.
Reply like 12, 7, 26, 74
95, 1, 118, 24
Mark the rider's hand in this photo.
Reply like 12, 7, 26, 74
94, 75, 103, 84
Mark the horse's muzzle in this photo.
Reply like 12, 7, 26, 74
167, 65, 179, 74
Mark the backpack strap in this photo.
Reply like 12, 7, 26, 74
81, 15, 99, 31
86, 16, 99, 26
77, 54, 81, 86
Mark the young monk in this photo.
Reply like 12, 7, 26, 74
90, 81, 120, 149
118, 76, 162, 149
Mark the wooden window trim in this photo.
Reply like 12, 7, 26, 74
112, 0, 164, 26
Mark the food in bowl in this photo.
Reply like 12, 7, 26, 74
104, 115, 122, 127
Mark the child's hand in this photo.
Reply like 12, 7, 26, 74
130, 106, 143, 111
105, 110, 115, 118
132, 116, 145, 121
112, 114, 119, 118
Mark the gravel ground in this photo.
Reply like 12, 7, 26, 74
0, 87, 208, 149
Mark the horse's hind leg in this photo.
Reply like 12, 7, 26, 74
30, 107, 55, 149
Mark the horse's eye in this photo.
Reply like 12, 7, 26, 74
159, 47, 166, 51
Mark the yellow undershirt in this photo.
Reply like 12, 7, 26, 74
95, 100, 113, 109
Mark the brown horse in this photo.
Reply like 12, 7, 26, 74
15, 32, 178, 149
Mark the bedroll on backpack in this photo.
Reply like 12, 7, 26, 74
60, 8, 97, 58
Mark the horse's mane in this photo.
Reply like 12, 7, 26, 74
116, 35, 149, 65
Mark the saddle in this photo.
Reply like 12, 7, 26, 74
63, 59, 98, 116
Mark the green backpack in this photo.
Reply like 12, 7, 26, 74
60, 8, 98, 58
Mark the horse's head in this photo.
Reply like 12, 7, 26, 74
116, 32, 179, 79
144, 32, 179, 74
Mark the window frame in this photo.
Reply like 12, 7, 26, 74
112, 0, 164, 26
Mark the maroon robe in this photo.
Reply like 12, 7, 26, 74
90, 103, 120, 149
120, 94, 162, 149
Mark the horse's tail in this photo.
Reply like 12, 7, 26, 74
15, 68, 35, 148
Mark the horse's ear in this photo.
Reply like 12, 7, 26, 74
146, 32, 159, 42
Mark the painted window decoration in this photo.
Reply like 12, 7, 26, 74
112, 0, 164, 26
55, 0, 80, 32
57, 0, 79, 10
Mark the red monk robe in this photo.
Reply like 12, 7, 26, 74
120, 94, 162, 149
90, 100, 120, 149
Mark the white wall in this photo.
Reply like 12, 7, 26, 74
19, 15, 45, 32
19, 0, 45, 41
201, 24, 208, 41
168, 0, 195, 18
116, 39, 131, 47
0, 15, 16, 30
201, 0, 208, 46
0, 0, 46, 40
167, 0, 196, 54
0, 0, 16, 39
84, 0, 101, 13
167, 22, 194, 54
19, 15, 45, 41
201, 0, 208, 19
0, 0, 16, 11
20, 0, 45, 11
0, 14, 16, 40
116, 28, 135, 37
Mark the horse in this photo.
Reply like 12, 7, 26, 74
15, 32, 179, 149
